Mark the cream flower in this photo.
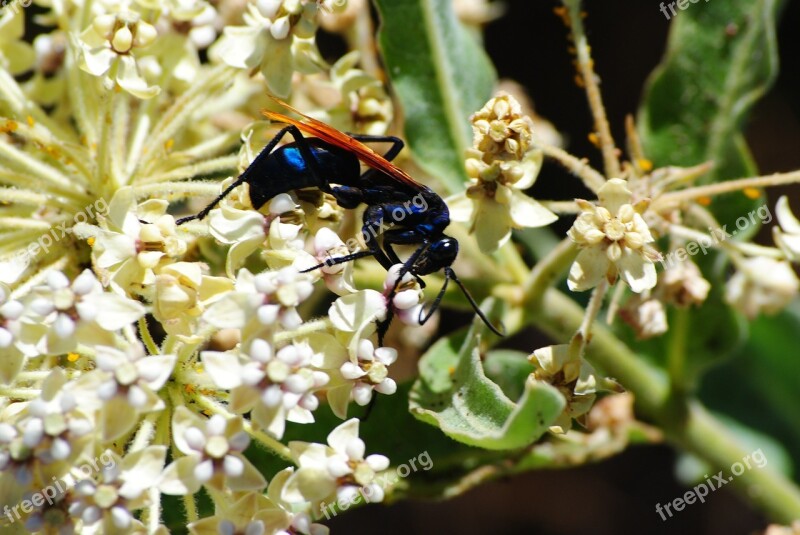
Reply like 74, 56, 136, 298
0, 369, 94, 487
0, 9, 36, 76
152, 262, 233, 340
773, 196, 800, 261
619, 297, 668, 340
282, 418, 390, 506
327, 338, 397, 417
658, 260, 710, 307
304, 51, 393, 136
201, 336, 333, 439
567, 178, 660, 293
159, 408, 266, 495
68, 447, 167, 533
188, 473, 329, 535
725, 257, 799, 319
79, 11, 160, 98
529, 344, 599, 434
82, 344, 176, 441
0, 285, 41, 384
212, 0, 343, 97
74, 187, 189, 299
449, 93, 557, 253
23, 269, 146, 355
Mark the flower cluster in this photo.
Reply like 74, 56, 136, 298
3, 0, 800, 530
0, 1, 418, 531
450, 93, 557, 253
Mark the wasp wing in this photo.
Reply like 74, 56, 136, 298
262, 98, 425, 192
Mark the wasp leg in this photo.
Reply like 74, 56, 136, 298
178, 125, 332, 224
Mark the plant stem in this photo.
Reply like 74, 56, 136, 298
561, 0, 620, 178
655, 170, 800, 208
529, 288, 800, 521
541, 144, 606, 192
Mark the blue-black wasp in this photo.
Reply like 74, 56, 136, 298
177, 99, 502, 344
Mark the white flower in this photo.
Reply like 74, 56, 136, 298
292, 227, 356, 296
658, 260, 710, 307
282, 418, 390, 506
567, 178, 660, 293
68, 447, 166, 532
81, 344, 175, 441
327, 339, 397, 417
0, 369, 94, 486
449, 93, 557, 253
725, 257, 799, 319
619, 297, 668, 340
159, 408, 266, 495
204, 267, 314, 335
152, 262, 233, 340
23, 269, 146, 355
529, 344, 599, 433
0, 9, 36, 76
773, 196, 800, 261
73, 187, 189, 299
211, 0, 335, 97
201, 336, 333, 439
78, 11, 160, 98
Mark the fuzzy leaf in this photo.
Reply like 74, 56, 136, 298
638, 0, 784, 227
409, 302, 564, 450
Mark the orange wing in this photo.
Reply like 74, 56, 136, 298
262, 97, 425, 191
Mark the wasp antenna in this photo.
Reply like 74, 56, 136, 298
445, 267, 505, 336
418, 273, 450, 326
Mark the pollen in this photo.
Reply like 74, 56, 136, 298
87, 237, 96, 246
0, 120, 17, 133
744, 187, 761, 199
588, 132, 600, 147
67, 352, 80, 362
164, 139, 175, 151
26, 115, 35, 127
637, 159, 653, 172
697, 196, 712, 206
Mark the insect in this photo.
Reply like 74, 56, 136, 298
177, 99, 502, 344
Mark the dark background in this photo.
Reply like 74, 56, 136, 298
326, 1, 800, 533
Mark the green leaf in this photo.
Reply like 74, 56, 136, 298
374, 0, 497, 194
409, 303, 565, 450
638, 0, 784, 226
700, 304, 800, 482
634, 0, 785, 383
482, 349, 535, 401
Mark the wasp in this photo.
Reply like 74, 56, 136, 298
177, 99, 502, 344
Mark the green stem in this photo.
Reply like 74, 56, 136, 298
529, 288, 800, 522
666, 307, 689, 389
138, 317, 159, 356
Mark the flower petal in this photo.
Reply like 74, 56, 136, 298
568, 247, 610, 292
509, 191, 557, 228
618, 249, 657, 293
